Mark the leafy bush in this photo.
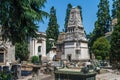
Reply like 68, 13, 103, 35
0, 71, 12, 80
15, 42, 29, 61
92, 37, 110, 60
31, 56, 39, 64
96, 56, 102, 60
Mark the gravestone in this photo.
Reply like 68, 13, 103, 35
3, 66, 9, 73
11, 64, 21, 79
0, 66, 2, 72
32, 65, 41, 80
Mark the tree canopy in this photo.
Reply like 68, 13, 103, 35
92, 36, 110, 60
15, 42, 29, 61
110, 0, 120, 66
46, 6, 59, 53
110, 25, 120, 62
0, 0, 48, 44
112, 0, 120, 19
64, 3, 72, 32
89, 0, 111, 48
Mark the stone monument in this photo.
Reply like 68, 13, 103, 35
61, 7, 90, 61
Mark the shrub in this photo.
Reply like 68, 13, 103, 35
15, 42, 29, 61
0, 71, 12, 79
96, 56, 102, 60
31, 56, 39, 64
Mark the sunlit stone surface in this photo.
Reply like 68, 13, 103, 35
57, 7, 90, 61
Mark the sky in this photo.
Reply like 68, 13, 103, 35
38, 0, 113, 34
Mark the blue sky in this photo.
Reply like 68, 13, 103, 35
38, 0, 113, 34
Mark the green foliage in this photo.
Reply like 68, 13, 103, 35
96, 56, 102, 60
15, 42, 29, 61
96, 0, 111, 33
110, 0, 120, 69
46, 39, 52, 53
112, 0, 120, 18
87, 33, 95, 47
64, 3, 72, 32
0, 0, 48, 45
46, 6, 59, 53
89, 0, 111, 48
31, 56, 39, 64
92, 37, 110, 60
0, 71, 12, 80
110, 25, 120, 63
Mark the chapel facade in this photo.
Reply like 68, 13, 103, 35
28, 32, 47, 60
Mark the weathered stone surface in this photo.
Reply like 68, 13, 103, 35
0, 26, 15, 65
28, 32, 47, 60
57, 7, 90, 61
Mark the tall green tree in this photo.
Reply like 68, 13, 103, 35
89, 0, 111, 48
110, 25, 120, 66
0, 0, 48, 45
110, 0, 120, 68
64, 3, 72, 32
96, 0, 111, 33
112, 0, 120, 19
46, 6, 59, 53
92, 37, 110, 60
15, 42, 29, 61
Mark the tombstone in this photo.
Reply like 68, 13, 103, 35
32, 65, 41, 80
11, 64, 21, 79
39, 55, 42, 65
59, 60, 63, 67
2, 66, 12, 80
32, 65, 40, 76
3, 66, 9, 73
0, 66, 2, 72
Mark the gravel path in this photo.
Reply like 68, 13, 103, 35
96, 72, 120, 80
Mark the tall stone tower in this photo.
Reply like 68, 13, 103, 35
62, 7, 90, 61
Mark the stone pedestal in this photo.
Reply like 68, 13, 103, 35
54, 70, 96, 80
32, 65, 41, 80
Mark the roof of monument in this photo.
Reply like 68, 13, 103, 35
67, 7, 83, 28
57, 32, 66, 44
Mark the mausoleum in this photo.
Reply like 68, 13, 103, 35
57, 7, 90, 61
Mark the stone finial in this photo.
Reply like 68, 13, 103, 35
68, 7, 83, 28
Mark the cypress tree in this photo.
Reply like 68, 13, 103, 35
90, 0, 111, 47
110, 0, 120, 68
112, 0, 120, 19
64, 3, 72, 32
46, 6, 59, 53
